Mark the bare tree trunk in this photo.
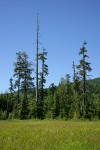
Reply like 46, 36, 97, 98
36, 14, 39, 103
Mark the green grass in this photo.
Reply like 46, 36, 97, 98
0, 120, 100, 150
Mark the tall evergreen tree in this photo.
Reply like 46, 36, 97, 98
13, 51, 23, 117
38, 48, 48, 96
13, 51, 34, 119
9, 77, 14, 117
38, 48, 48, 119
77, 41, 92, 116
13, 51, 23, 104
20, 52, 34, 102
19, 52, 34, 119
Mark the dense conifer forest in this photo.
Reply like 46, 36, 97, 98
0, 40, 100, 120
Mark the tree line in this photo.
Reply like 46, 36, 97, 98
0, 40, 100, 120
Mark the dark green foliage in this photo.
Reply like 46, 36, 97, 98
19, 97, 29, 119
77, 41, 92, 117
0, 110, 7, 120
52, 92, 60, 118
37, 48, 48, 119
50, 75, 74, 119
28, 96, 37, 119
20, 52, 34, 101
0, 92, 14, 119
13, 51, 23, 103
0, 93, 7, 111
13, 51, 34, 119
0, 42, 100, 120
9, 78, 14, 94
44, 83, 57, 115
0, 77, 100, 120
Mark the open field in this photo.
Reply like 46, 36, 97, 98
0, 120, 100, 150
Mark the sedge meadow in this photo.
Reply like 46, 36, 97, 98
0, 120, 100, 150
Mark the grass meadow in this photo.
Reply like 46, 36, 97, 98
0, 120, 100, 150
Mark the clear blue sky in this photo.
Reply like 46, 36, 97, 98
0, 0, 100, 93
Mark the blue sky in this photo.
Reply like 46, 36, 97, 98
0, 0, 100, 92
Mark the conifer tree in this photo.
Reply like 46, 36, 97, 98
38, 48, 48, 119
52, 92, 60, 118
13, 51, 23, 117
9, 78, 14, 95
20, 52, 34, 102
13, 51, 34, 119
38, 48, 48, 95
77, 41, 92, 116
19, 52, 34, 119
9, 77, 14, 117
72, 62, 81, 118
13, 51, 23, 104
65, 74, 73, 118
